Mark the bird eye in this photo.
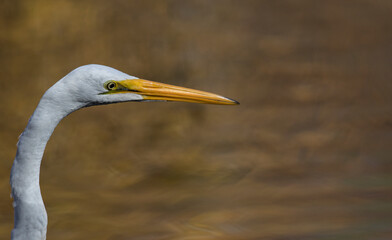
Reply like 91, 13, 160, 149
104, 81, 117, 91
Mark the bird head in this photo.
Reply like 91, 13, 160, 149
50, 64, 238, 109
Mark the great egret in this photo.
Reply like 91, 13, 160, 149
10, 64, 238, 240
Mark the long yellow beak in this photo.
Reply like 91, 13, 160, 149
116, 79, 239, 105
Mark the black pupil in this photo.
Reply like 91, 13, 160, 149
108, 83, 115, 89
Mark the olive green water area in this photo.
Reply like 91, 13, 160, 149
0, 1, 391, 239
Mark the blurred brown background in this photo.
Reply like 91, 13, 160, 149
0, 0, 391, 239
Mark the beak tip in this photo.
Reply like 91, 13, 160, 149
225, 97, 240, 105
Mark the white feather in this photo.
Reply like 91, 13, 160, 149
10, 65, 142, 240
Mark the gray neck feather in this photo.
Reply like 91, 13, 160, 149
10, 90, 78, 240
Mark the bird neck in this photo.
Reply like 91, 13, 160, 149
10, 93, 74, 240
